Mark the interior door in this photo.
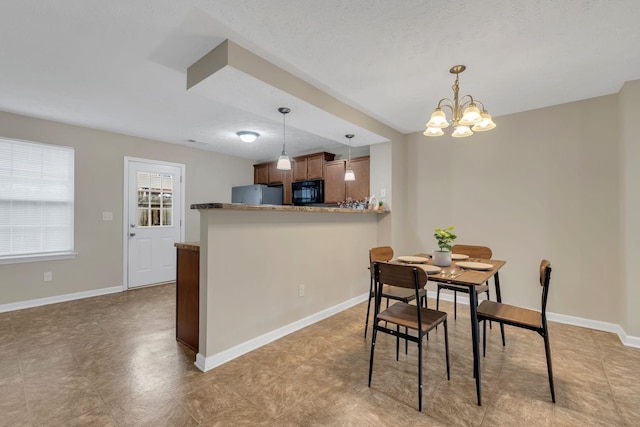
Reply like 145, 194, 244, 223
126, 159, 183, 288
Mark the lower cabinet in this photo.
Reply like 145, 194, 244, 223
175, 242, 199, 352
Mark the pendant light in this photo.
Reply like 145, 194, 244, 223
344, 134, 355, 181
276, 107, 292, 170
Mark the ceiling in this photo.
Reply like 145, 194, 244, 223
2, 1, 639, 162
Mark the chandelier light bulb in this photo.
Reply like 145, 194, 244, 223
424, 127, 444, 137
452, 125, 473, 138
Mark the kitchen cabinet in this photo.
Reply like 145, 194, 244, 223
253, 161, 292, 204
175, 242, 199, 352
324, 156, 370, 204
267, 162, 284, 185
254, 163, 268, 185
346, 156, 370, 201
292, 152, 335, 182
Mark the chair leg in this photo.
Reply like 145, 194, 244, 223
486, 288, 492, 330
436, 287, 441, 311
418, 333, 423, 412
543, 330, 556, 403
482, 319, 487, 357
444, 319, 450, 380
368, 326, 378, 387
396, 325, 400, 361
405, 327, 409, 354
453, 291, 457, 319
500, 323, 506, 347
364, 278, 374, 338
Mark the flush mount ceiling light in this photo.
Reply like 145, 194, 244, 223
236, 131, 259, 143
424, 65, 496, 138
344, 134, 356, 182
276, 107, 292, 171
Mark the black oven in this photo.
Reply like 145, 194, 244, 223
291, 179, 324, 205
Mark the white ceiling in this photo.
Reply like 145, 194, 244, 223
1, 1, 639, 162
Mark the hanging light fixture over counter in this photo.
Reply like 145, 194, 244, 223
424, 65, 496, 138
344, 134, 355, 181
276, 107, 292, 170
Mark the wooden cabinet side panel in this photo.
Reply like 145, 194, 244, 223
176, 249, 199, 352
283, 170, 292, 204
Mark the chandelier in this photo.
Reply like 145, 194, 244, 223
424, 65, 496, 138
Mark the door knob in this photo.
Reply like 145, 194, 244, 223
129, 232, 136, 237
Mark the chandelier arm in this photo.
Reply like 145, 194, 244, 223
459, 94, 475, 108
436, 99, 454, 111
474, 100, 486, 110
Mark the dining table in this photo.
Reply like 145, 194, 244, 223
395, 253, 507, 406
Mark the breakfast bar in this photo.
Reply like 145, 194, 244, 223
191, 202, 388, 372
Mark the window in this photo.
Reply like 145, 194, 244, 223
0, 138, 75, 263
136, 172, 173, 227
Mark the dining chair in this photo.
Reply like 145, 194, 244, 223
368, 261, 450, 412
436, 244, 492, 320
364, 246, 427, 338
477, 259, 555, 403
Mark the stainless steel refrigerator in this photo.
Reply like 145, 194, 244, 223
231, 185, 283, 205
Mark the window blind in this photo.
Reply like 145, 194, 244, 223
0, 138, 74, 259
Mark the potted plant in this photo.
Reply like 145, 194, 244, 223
433, 226, 456, 266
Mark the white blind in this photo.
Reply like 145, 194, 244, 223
0, 138, 74, 258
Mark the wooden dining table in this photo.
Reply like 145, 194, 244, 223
398, 254, 507, 406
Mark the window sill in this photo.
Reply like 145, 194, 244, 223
0, 252, 78, 265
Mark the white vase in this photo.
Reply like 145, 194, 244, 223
432, 249, 452, 267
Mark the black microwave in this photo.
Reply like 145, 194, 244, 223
291, 179, 324, 205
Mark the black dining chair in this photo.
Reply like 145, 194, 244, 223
364, 246, 427, 338
477, 259, 556, 403
368, 261, 450, 412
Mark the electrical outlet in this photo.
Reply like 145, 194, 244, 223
380, 188, 386, 197
102, 211, 113, 221
298, 284, 305, 297
44, 271, 53, 282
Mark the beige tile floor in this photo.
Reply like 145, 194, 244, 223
1, 282, 639, 426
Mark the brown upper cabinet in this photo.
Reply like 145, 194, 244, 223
254, 163, 268, 185
253, 161, 292, 204
292, 152, 335, 182
324, 156, 370, 204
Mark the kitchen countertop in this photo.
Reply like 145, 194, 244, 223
174, 242, 200, 251
190, 203, 388, 214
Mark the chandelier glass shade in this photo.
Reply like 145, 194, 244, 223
424, 65, 496, 138
276, 107, 292, 170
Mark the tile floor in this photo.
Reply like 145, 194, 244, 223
1, 282, 639, 426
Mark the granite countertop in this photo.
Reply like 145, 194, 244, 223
174, 242, 200, 251
190, 203, 388, 214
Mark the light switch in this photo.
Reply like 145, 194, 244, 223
102, 211, 113, 221
380, 188, 386, 197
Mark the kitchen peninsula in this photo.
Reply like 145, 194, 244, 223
190, 202, 387, 372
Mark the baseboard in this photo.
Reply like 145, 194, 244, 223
427, 290, 640, 348
194, 293, 369, 372
0, 286, 123, 313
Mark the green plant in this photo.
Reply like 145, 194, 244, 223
434, 226, 457, 251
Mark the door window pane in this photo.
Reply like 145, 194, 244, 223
136, 172, 173, 227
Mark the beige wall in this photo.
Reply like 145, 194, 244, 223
198, 208, 378, 359
404, 94, 623, 327
0, 111, 253, 306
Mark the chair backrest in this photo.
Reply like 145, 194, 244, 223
374, 262, 428, 290
540, 259, 552, 320
452, 244, 492, 259
370, 246, 394, 263
369, 246, 394, 278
